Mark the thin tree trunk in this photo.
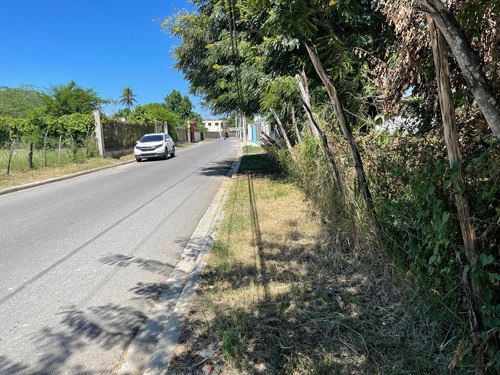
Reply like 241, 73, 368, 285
417, 0, 500, 139
427, 17, 484, 374
44, 130, 49, 167
58, 135, 62, 164
7, 139, 16, 175
296, 73, 322, 139
261, 131, 282, 149
28, 142, 34, 170
71, 136, 75, 159
305, 39, 375, 218
270, 108, 295, 159
291, 107, 302, 143
296, 73, 344, 196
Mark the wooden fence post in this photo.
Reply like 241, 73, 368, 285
28, 142, 34, 169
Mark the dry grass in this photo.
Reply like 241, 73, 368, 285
0, 154, 134, 191
167, 153, 449, 375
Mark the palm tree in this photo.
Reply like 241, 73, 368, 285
119, 86, 137, 110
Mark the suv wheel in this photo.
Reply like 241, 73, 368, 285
171, 146, 176, 157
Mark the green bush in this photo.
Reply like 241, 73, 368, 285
264, 127, 500, 372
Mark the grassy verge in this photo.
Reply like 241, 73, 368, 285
167, 152, 448, 374
0, 153, 134, 191
242, 145, 264, 154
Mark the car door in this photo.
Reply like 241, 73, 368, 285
166, 134, 173, 149
163, 134, 170, 153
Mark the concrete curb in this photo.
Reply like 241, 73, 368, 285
0, 159, 136, 196
116, 147, 242, 375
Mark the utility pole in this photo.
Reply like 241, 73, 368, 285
242, 113, 247, 146
235, 112, 239, 139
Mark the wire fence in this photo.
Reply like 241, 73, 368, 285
0, 135, 98, 175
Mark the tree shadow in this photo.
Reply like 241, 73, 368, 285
238, 154, 284, 180
98, 253, 175, 277
0, 252, 194, 375
0, 356, 29, 375
174, 237, 191, 249
167, 155, 444, 375
197, 159, 234, 177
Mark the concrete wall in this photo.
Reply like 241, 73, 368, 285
202, 131, 221, 139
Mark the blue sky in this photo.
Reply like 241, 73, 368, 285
0, 0, 214, 118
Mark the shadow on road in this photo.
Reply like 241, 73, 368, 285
0, 253, 189, 375
197, 159, 234, 177
98, 254, 175, 277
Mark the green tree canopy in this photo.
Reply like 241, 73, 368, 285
40, 81, 103, 117
0, 85, 44, 118
140, 103, 179, 123
164, 89, 193, 120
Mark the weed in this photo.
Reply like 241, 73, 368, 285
167, 153, 453, 374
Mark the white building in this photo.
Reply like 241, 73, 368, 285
203, 119, 228, 134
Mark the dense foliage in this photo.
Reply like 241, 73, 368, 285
40, 81, 103, 117
0, 85, 44, 118
161, 0, 499, 373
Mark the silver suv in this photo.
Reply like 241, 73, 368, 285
134, 133, 176, 162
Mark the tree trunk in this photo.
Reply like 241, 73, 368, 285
296, 73, 322, 139
28, 142, 34, 170
296, 73, 344, 196
261, 131, 282, 149
270, 108, 295, 159
291, 107, 302, 143
304, 39, 375, 218
58, 135, 62, 164
7, 139, 16, 175
427, 17, 485, 374
44, 130, 49, 167
417, 0, 500, 139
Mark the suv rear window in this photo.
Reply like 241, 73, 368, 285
140, 135, 163, 142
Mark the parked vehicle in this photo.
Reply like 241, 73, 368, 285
134, 133, 175, 162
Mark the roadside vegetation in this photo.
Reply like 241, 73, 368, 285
0, 83, 209, 179
0, 154, 133, 191
161, 0, 499, 372
168, 151, 451, 374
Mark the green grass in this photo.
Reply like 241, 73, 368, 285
0, 145, 133, 191
0, 146, 92, 173
242, 145, 264, 155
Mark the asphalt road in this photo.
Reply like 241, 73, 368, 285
0, 139, 238, 375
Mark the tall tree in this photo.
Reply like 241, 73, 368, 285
416, 0, 500, 139
119, 86, 137, 110
41, 81, 102, 117
427, 17, 486, 373
164, 89, 193, 120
